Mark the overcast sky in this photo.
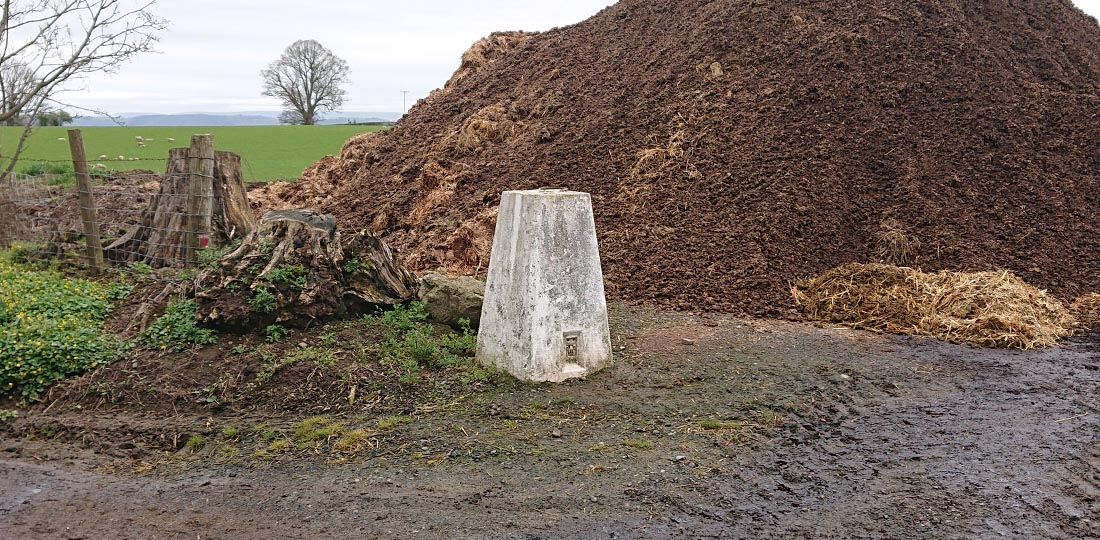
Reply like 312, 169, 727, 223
60, 0, 1100, 116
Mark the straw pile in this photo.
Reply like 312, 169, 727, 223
1070, 293, 1100, 331
791, 263, 1075, 349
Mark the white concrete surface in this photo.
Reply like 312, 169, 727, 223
476, 189, 612, 382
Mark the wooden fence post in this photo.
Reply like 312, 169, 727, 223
0, 174, 13, 249
67, 129, 104, 275
185, 134, 215, 267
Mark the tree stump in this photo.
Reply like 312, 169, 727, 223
105, 148, 257, 266
193, 209, 417, 331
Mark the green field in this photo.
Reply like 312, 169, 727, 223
0, 125, 387, 182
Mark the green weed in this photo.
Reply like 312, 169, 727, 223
333, 429, 372, 454
378, 301, 429, 333
264, 324, 288, 342
759, 409, 784, 428
0, 255, 120, 399
191, 376, 229, 405
106, 282, 133, 301
250, 423, 280, 442
185, 435, 205, 453
293, 416, 345, 448
269, 439, 292, 452
265, 264, 308, 290
127, 261, 153, 276
6, 241, 41, 265
248, 350, 294, 389
371, 304, 484, 385
140, 298, 217, 351
697, 419, 744, 431
196, 240, 239, 268
20, 161, 74, 185
249, 287, 277, 313
376, 415, 413, 430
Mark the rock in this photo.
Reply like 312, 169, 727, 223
417, 271, 485, 329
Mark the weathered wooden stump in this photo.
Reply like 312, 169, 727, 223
193, 209, 417, 331
106, 146, 256, 266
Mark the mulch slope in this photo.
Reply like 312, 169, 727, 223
263, 0, 1100, 317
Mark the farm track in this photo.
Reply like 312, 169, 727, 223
1, 305, 1097, 539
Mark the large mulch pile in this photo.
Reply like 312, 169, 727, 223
259, 0, 1100, 317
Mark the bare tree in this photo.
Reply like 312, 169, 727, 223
261, 40, 349, 126
0, 0, 166, 248
0, 61, 37, 126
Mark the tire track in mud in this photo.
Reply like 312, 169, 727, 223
658, 332, 1100, 539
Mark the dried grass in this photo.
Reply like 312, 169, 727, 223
454, 103, 519, 153
1070, 293, 1100, 331
447, 206, 498, 269
627, 110, 707, 183
875, 218, 920, 266
792, 263, 1074, 349
623, 127, 701, 209
406, 161, 463, 227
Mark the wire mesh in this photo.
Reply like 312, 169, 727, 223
3, 164, 218, 270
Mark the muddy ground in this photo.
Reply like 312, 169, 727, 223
1, 304, 1098, 539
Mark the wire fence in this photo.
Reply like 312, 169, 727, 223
2, 132, 221, 272
16, 151, 274, 185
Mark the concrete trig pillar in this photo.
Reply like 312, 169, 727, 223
476, 189, 612, 382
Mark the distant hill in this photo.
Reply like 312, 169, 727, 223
71, 111, 402, 127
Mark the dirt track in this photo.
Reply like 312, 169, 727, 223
2, 305, 1097, 539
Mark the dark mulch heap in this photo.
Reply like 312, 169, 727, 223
264, 0, 1100, 317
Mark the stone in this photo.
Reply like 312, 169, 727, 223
417, 271, 485, 329
476, 188, 612, 382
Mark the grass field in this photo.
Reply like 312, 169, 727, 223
0, 125, 387, 182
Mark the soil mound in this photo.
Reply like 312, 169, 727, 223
791, 263, 1073, 349
261, 0, 1100, 316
